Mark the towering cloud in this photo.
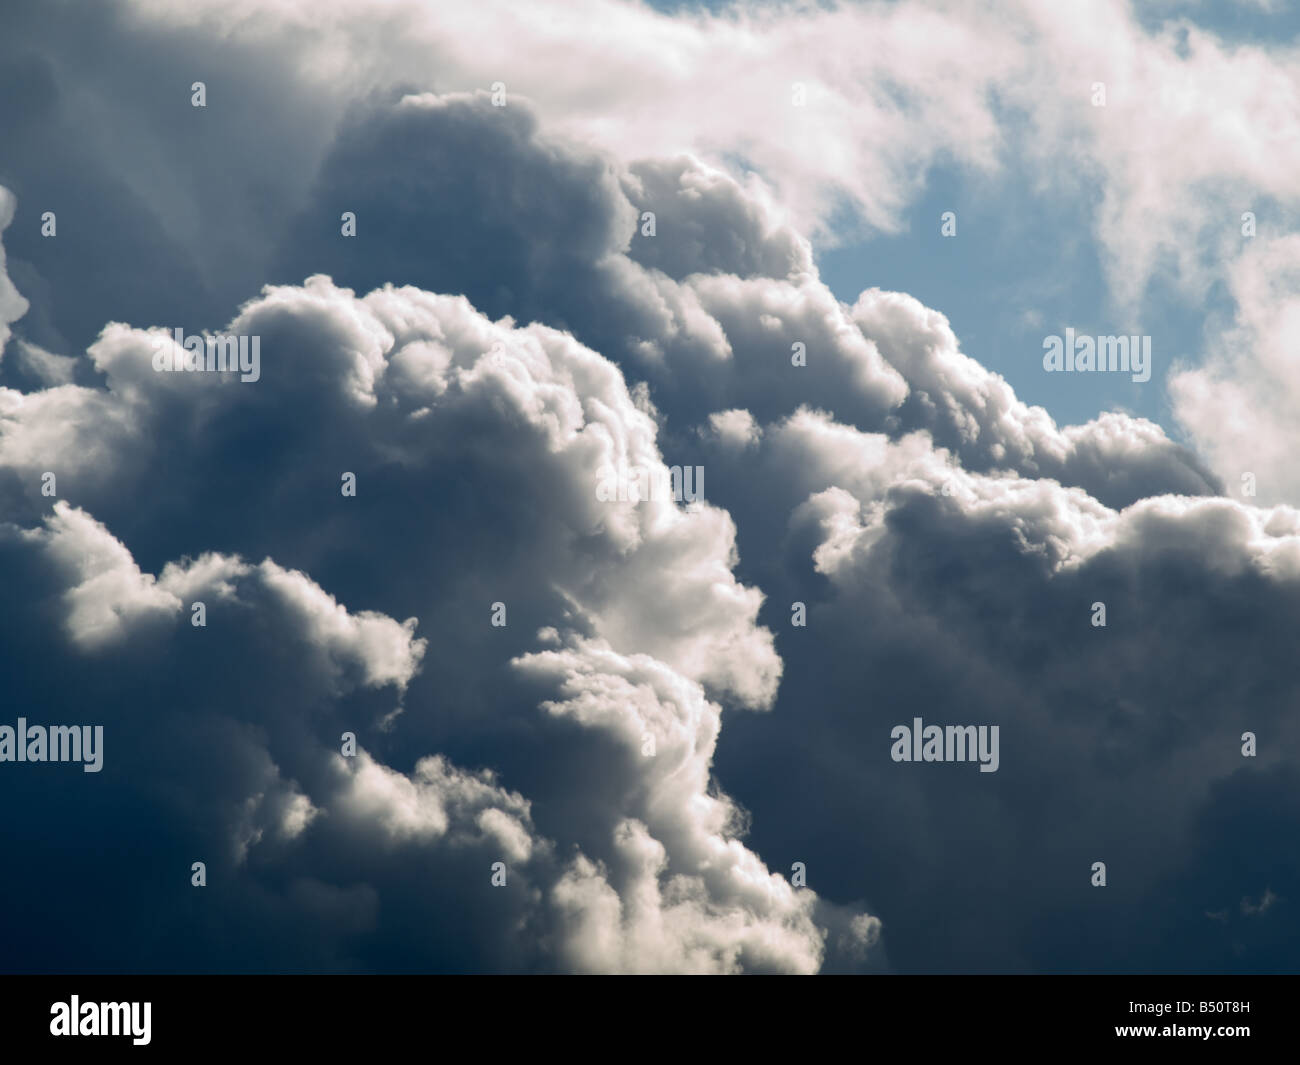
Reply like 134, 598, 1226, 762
1, 0, 1297, 976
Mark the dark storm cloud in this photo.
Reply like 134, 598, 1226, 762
0, 267, 850, 972
703, 425, 1300, 972
0, 0, 1284, 977
0, 0, 345, 362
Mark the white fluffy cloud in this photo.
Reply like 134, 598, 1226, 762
0, 236, 854, 971
1171, 235, 1300, 505
99, 0, 1300, 513
113, 0, 1300, 300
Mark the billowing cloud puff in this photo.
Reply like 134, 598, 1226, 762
262, 92, 1215, 511
621, 157, 813, 282
0, 239, 856, 972
699, 408, 1300, 972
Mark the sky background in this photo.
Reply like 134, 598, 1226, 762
1, 0, 1299, 974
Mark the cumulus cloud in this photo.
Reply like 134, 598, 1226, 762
700, 408, 1300, 971
93, 0, 1300, 309
1171, 235, 1300, 505
516, 635, 833, 972
28, 501, 182, 649
707, 408, 761, 452
2, 0, 1297, 977
264, 91, 1217, 511
0, 232, 855, 971
0, 188, 29, 355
